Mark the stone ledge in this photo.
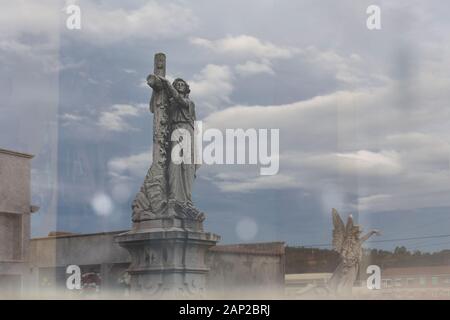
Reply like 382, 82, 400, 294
129, 267, 210, 274
0, 148, 34, 159
209, 243, 285, 256
115, 229, 220, 244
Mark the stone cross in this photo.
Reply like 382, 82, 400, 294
153, 52, 166, 78
116, 53, 220, 298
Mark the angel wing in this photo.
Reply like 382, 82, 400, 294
345, 214, 354, 235
332, 208, 346, 253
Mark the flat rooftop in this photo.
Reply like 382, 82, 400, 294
0, 148, 34, 159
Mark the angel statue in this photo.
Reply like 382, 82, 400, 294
328, 208, 380, 296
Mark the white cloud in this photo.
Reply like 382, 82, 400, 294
191, 38, 387, 87
189, 64, 234, 113
122, 68, 137, 74
107, 151, 152, 203
3, 0, 449, 238
0, 39, 61, 74
98, 104, 142, 132
0, 1, 64, 75
201, 73, 450, 213
298, 46, 390, 87
0, 1, 59, 42
108, 151, 152, 180
235, 60, 274, 77
71, 1, 198, 44
60, 113, 85, 127
215, 174, 299, 193
358, 194, 393, 213
334, 150, 402, 176
190, 35, 298, 60
385, 133, 450, 171
61, 113, 83, 121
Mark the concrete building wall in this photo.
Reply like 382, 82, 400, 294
29, 231, 131, 291
0, 149, 32, 215
27, 232, 285, 296
30, 231, 130, 267
0, 148, 35, 297
206, 243, 285, 296
0, 213, 22, 260
1, 148, 285, 297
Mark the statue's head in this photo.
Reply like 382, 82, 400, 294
172, 78, 190, 96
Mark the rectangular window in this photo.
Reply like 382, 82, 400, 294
432, 277, 439, 286
394, 278, 402, 287
419, 277, 426, 286
383, 279, 392, 288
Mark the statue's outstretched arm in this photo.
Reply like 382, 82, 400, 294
147, 74, 163, 90
360, 230, 380, 243
163, 79, 178, 98
161, 79, 190, 108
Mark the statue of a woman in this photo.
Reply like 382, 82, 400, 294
162, 77, 199, 215
132, 53, 203, 222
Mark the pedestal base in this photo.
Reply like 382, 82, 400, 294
115, 222, 219, 298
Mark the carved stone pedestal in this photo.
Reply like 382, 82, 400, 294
117, 52, 221, 298
115, 219, 219, 298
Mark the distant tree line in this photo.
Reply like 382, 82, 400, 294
285, 246, 450, 275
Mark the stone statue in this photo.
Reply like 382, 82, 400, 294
328, 208, 380, 296
131, 53, 204, 223
115, 53, 219, 298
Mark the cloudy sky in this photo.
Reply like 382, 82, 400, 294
1, 0, 450, 251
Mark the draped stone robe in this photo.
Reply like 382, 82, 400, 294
132, 75, 201, 222
165, 83, 197, 207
